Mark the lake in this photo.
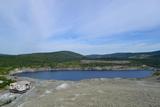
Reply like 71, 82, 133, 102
14, 70, 153, 81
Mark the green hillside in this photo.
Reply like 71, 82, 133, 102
0, 50, 160, 75
87, 50, 160, 59
86, 50, 160, 68
0, 51, 83, 74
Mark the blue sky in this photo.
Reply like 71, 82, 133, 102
0, 0, 160, 55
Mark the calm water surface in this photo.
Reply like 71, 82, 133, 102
14, 70, 153, 81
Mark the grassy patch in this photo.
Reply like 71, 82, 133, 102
0, 67, 14, 75
153, 71, 160, 76
0, 76, 15, 89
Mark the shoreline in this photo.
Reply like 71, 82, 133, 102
9, 67, 154, 75
1, 68, 160, 107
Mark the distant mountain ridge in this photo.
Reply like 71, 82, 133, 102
86, 50, 160, 59
0, 50, 160, 60
0, 54, 8, 56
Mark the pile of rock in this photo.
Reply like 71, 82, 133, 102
9, 81, 31, 94
0, 93, 20, 106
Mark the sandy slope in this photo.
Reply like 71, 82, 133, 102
3, 78, 160, 107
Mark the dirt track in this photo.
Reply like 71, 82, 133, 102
3, 78, 160, 107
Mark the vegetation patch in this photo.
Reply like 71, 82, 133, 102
0, 51, 159, 75
153, 71, 160, 76
0, 67, 14, 75
0, 76, 15, 89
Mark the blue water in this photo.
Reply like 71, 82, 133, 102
14, 70, 153, 81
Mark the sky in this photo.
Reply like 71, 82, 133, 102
0, 0, 160, 55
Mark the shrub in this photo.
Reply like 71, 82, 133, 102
153, 71, 160, 76
0, 76, 15, 89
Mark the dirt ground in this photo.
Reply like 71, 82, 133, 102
3, 78, 160, 107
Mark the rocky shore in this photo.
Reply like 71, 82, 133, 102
9, 66, 153, 76
0, 75, 160, 107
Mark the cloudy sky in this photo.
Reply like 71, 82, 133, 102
0, 0, 160, 55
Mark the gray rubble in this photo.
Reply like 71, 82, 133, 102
0, 92, 20, 106
1, 77, 160, 107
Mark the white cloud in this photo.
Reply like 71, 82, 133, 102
76, 0, 160, 38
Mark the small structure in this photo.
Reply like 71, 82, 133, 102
9, 81, 31, 93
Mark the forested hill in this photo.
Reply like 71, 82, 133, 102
0, 50, 160, 74
86, 50, 160, 68
0, 51, 83, 67
86, 50, 160, 59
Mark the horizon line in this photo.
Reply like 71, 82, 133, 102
1, 49, 160, 56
